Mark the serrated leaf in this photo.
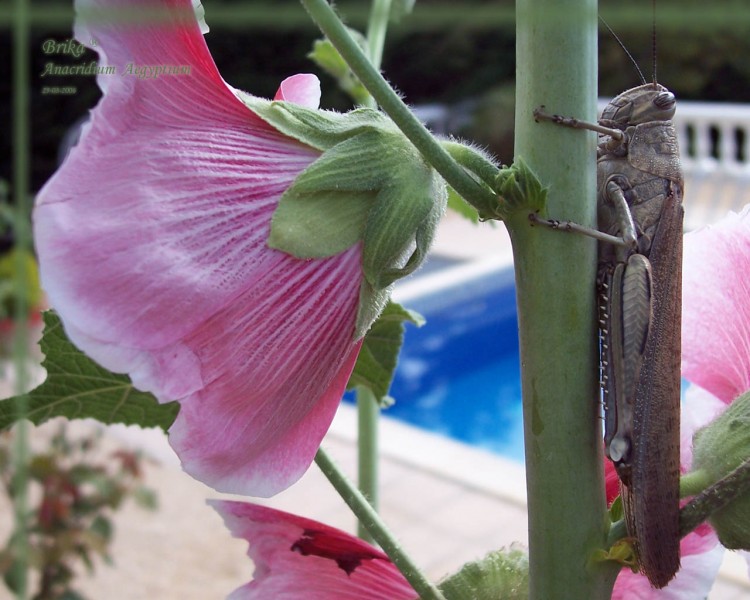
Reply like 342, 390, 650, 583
347, 300, 424, 406
439, 548, 529, 600
0, 312, 179, 432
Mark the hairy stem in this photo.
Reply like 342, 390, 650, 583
315, 448, 446, 600
680, 458, 750, 538
300, 0, 499, 212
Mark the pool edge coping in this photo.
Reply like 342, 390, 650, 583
329, 402, 528, 508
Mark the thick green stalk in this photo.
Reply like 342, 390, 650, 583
356, 387, 379, 541
508, 1, 619, 597
315, 448, 446, 600
299, 0, 498, 212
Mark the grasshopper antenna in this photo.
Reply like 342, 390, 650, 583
652, 0, 658, 86
600, 16, 647, 86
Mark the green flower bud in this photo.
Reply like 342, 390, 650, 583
692, 391, 750, 549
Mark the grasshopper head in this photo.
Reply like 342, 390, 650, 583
600, 83, 676, 129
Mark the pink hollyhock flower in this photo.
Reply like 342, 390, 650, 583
34, 0, 364, 496
608, 206, 750, 597
682, 205, 750, 579
210, 500, 416, 599
682, 207, 750, 404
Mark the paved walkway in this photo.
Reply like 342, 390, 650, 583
2, 404, 746, 599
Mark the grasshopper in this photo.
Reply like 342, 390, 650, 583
532, 82, 683, 588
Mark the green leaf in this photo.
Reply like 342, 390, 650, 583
308, 35, 371, 106
347, 300, 424, 406
0, 248, 42, 320
90, 515, 113, 544
390, 0, 417, 21
132, 486, 159, 510
447, 187, 480, 223
242, 98, 446, 334
0, 312, 179, 432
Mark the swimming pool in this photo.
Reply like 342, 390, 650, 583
371, 258, 525, 462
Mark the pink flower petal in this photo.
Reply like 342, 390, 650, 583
612, 543, 723, 600
34, 0, 364, 496
682, 206, 750, 403
209, 500, 416, 599
681, 385, 726, 470
274, 74, 322, 108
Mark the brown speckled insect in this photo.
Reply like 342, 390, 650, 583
532, 81, 683, 588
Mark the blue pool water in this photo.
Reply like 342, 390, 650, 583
366, 264, 525, 462
356, 261, 690, 464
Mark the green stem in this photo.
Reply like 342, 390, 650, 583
315, 448, 447, 600
299, 0, 498, 213
12, 0, 31, 598
365, 0, 392, 71
509, 1, 618, 597
607, 518, 628, 548
680, 468, 713, 498
679, 458, 750, 538
353, 0, 392, 537
356, 387, 379, 542
441, 141, 499, 189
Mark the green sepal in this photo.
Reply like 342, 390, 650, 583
608, 494, 624, 522
269, 189, 375, 258
236, 91, 396, 152
362, 161, 446, 290
479, 157, 547, 221
241, 96, 447, 334
355, 281, 392, 341
308, 33, 371, 106
0, 312, 179, 432
438, 547, 529, 600
347, 300, 424, 406
692, 391, 750, 549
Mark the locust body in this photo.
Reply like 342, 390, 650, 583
534, 83, 684, 587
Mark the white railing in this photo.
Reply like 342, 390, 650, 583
415, 100, 750, 177
599, 99, 750, 177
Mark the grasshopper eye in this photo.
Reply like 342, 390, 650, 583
653, 91, 676, 111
